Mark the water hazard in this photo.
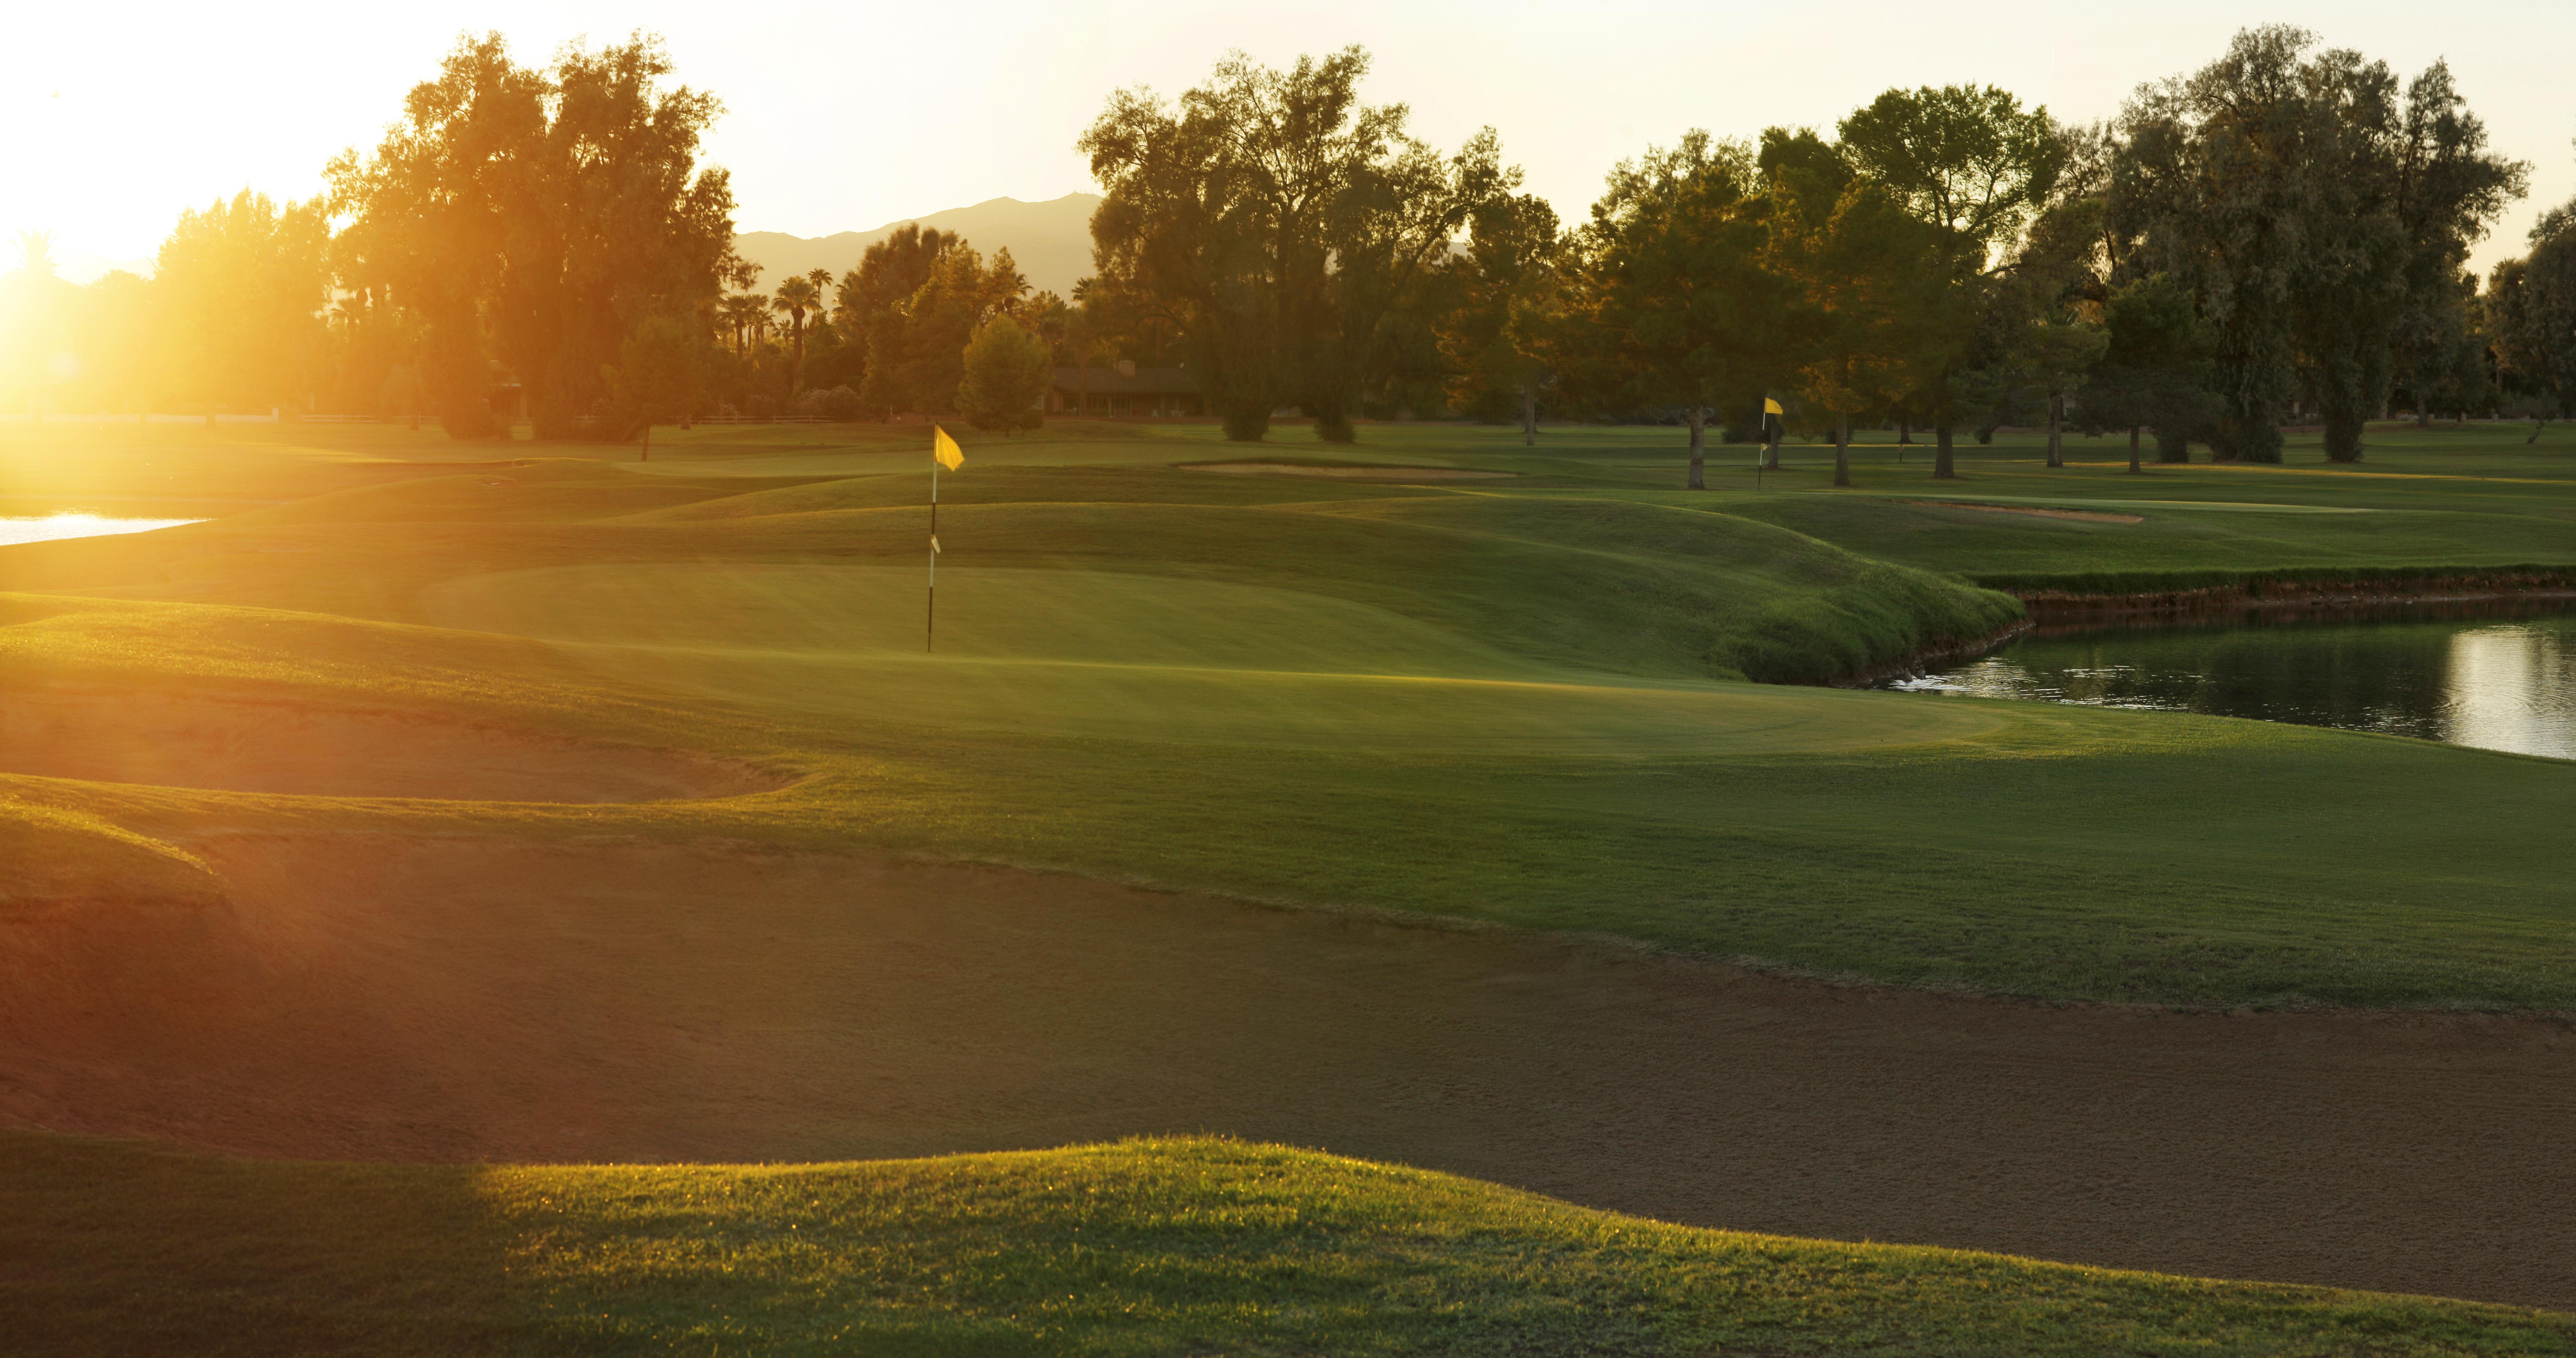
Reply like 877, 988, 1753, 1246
1887, 600, 2576, 759
0, 514, 203, 547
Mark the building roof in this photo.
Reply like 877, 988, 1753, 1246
1051, 366, 1200, 395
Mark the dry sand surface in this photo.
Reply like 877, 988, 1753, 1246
5, 835, 2573, 1310
0, 691, 779, 802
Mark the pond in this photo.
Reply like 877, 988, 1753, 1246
0, 514, 204, 547
1886, 600, 2576, 760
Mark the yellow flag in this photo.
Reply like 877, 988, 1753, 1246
1763, 398, 1784, 415
933, 425, 965, 471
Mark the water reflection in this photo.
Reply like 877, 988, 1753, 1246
0, 514, 203, 547
1889, 601, 2576, 759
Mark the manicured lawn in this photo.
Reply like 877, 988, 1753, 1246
9, 419, 2576, 1348
4, 425, 2574, 1007
7, 1132, 2567, 1356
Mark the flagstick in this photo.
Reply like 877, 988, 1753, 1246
926, 458, 938, 654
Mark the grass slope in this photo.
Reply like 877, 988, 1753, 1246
3, 432, 2574, 1007
7, 1132, 2567, 1357
8, 420, 2576, 1348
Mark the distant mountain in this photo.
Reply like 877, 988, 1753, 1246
734, 192, 1101, 298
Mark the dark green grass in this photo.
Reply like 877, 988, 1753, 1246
6, 441, 2576, 1008
7, 1132, 2566, 1357
9, 421, 2576, 1349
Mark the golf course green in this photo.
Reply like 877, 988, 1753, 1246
12, 418, 2574, 1007
7, 416, 2576, 1349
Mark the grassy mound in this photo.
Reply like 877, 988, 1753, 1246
4, 433, 2576, 1007
0, 801, 218, 910
5, 1132, 2565, 1356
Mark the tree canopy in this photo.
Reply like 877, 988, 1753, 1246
327, 32, 735, 437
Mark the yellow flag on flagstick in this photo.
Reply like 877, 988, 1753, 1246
1763, 398, 1784, 415
933, 425, 965, 470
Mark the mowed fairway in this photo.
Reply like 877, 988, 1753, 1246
2, 422, 2574, 1010
419, 562, 2000, 753
8, 419, 2576, 1343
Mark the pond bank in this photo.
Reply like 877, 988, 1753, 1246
1821, 617, 2034, 688
1978, 567, 2576, 624
1980, 565, 2576, 622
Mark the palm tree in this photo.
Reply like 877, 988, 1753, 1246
13, 231, 59, 279
720, 294, 764, 354
772, 276, 819, 367
806, 268, 836, 317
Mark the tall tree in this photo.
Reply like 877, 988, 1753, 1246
857, 242, 1027, 419
2014, 321, 2109, 468
1571, 132, 1789, 488
2489, 207, 2576, 424
957, 314, 1052, 432
2112, 27, 2523, 463
1080, 46, 1507, 442
1765, 135, 1958, 488
603, 315, 708, 435
150, 190, 333, 413
1839, 85, 2065, 479
329, 32, 736, 440
2079, 273, 2219, 469
772, 274, 819, 367
1436, 192, 1559, 444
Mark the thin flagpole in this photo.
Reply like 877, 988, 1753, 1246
927, 458, 938, 653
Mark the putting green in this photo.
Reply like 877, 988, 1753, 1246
1890, 495, 2377, 515
421, 562, 2005, 753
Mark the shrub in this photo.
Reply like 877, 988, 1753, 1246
957, 316, 1049, 433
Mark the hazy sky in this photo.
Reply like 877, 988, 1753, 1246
7, 1, 2572, 279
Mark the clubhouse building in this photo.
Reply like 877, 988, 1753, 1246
1049, 362, 1205, 417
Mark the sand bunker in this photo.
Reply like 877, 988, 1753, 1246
1182, 462, 1518, 480
7, 834, 2572, 1311
1901, 499, 2145, 523
0, 692, 779, 802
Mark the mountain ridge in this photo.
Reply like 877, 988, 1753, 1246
734, 192, 1100, 298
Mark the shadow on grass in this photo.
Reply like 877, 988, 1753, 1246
0, 1132, 518, 1356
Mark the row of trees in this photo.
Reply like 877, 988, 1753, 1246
2, 33, 739, 437
8, 27, 2572, 457
1079, 29, 2537, 470
2, 195, 335, 418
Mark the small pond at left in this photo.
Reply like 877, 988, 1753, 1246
0, 515, 204, 547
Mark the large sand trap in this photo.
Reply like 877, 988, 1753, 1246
5, 834, 2571, 1311
0, 692, 779, 802
1181, 461, 1518, 480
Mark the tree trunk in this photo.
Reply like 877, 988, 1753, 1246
1686, 407, 1707, 490
1520, 386, 1536, 447
2127, 425, 2142, 475
1832, 412, 1852, 487
1762, 419, 1782, 470
2045, 391, 2064, 468
1897, 420, 1913, 445
2531, 416, 2549, 445
1933, 423, 1956, 479
2323, 410, 2366, 463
